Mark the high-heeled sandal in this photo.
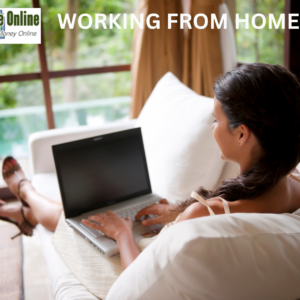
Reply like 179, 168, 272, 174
0, 202, 35, 239
2, 156, 30, 208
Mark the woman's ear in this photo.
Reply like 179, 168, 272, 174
238, 125, 250, 146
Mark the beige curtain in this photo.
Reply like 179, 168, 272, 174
182, 0, 224, 98
130, 0, 183, 119
225, 0, 236, 31
130, 0, 225, 118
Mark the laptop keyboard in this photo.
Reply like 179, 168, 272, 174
113, 198, 158, 221
80, 196, 159, 237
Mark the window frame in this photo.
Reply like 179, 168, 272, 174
0, 0, 131, 129
0, 0, 131, 198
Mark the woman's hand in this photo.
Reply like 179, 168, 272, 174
135, 199, 178, 226
82, 211, 132, 241
82, 211, 141, 270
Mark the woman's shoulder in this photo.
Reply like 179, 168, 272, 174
205, 197, 256, 214
177, 198, 231, 222
287, 171, 300, 212
289, 170, 300, 183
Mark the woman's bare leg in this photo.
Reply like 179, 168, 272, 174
19, 182, 62, 231
3, 161, 62, 232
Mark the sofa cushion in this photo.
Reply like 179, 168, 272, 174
32, 173, 62, 203
107, 210, 300, 300
136, 72, 226, 204
32, 174, 101, 300
29, 119, 137, 175
36, 225, 99, 300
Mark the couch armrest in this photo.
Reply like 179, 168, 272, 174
29, 119, 137, 175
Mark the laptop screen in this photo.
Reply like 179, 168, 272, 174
52, 128, 152, 218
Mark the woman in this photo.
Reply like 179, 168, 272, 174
1, 63, 300, 270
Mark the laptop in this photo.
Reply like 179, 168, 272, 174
52, 128, 163, 257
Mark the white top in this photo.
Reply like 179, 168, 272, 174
191, 191, 231, 215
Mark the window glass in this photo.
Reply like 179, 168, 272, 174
40, 0, 135, 70
0, 80, 46, 158
236, 0, 285, 64
50, 72, 131, 128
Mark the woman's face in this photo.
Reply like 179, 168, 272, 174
212, 97, 240, 162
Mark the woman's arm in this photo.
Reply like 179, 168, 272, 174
82, 211, 140, 269
115, 225, 141, 269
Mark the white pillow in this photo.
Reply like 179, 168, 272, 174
107, 210, 300, 300
136, 72, 226, 204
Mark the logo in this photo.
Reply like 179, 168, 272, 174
0, 8, 41, 44
0, 10, 5, 39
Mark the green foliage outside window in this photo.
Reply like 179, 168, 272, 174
236, 0, 285, 64
0, 0, 134, 108
0, 0, 134, 157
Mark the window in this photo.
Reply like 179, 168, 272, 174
41, 0, 134, 70
40, 0, 134, 129
0, 80, 46, 157
50, 73, 131, 128
0, 0, 134, 160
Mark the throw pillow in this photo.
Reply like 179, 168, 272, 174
135, 72, 226, 204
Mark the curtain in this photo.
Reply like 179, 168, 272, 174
182, 0, 224, 98
225, 0, 236, 31
130, 0, 183, 119
130, 0, 226, 118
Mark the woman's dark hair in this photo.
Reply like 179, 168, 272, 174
178, 63, 300, 212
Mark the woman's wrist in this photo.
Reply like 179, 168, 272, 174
114, 224, 133, 243
116, 225, 141, 270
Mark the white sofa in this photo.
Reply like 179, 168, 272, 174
28, 72, 300, 300
29, 115, 238, 297
29, 118, 235, 299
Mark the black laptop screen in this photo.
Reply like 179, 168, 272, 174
52, 128, 152, 218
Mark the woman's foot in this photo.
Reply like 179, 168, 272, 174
2, 157, 62, 232
2, 157, 34, 206
0, 199, 38, 237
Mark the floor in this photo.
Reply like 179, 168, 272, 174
0, 219, 22, 300
23, 232, 54, 300
0, 199, 54, 300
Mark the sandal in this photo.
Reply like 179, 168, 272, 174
2, 156, 30, 207
0, 201, 35, 239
